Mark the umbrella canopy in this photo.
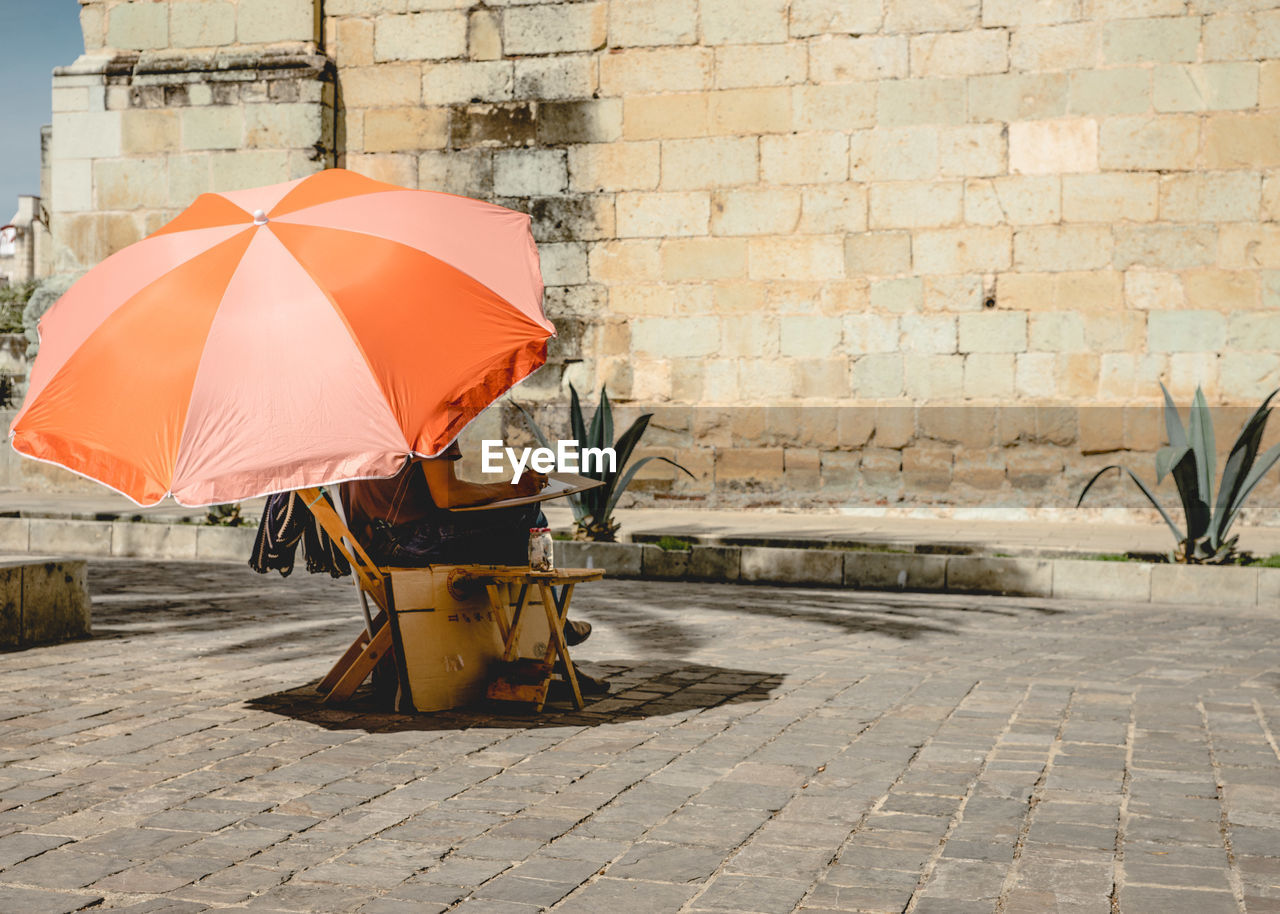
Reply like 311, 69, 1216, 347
8, 168, 552, 507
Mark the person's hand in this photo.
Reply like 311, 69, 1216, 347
515, 471, 548, 497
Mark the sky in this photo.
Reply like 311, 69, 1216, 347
0, 0, 84, 219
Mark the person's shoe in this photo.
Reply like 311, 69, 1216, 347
564, 619, 592, 646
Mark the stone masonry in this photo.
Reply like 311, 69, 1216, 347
31, 0, 1280, 511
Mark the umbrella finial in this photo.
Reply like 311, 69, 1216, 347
253, 209, 269, 225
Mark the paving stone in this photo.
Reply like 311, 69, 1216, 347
0, 563, 1275, 913
0, 886, 104, 914
1118, 885, 1240, 913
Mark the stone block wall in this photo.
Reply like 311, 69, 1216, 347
31, 0, 1280, 512
317, 0, 1280, 510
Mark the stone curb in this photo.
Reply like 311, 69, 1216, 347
3, 515, 1278, 607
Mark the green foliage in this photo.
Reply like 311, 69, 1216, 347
0, 372, 14, 409
655, 535, 692, 552
0, 280, 36, 333
517, 384, 694, 542
1255, 553, 1280, 568
1078, 384, 1280, 564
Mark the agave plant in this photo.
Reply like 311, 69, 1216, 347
516, 384, 693, 541
1078, 384, 1280, 564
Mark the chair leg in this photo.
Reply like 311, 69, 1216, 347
322, 618, 394, 703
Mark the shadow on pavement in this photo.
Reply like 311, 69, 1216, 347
245, 658, 785, 732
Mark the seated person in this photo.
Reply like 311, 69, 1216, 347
342, 444, 600, 663
343, 442, 547, 568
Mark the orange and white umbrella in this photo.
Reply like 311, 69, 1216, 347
8, 168, 552, 506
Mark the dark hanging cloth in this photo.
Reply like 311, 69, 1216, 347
249, 490, 351, 579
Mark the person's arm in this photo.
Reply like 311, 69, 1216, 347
420, 458, 546, 509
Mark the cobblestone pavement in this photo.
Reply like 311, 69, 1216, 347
0, 561, 1278, 913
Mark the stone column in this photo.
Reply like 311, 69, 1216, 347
47, 0, 332, 272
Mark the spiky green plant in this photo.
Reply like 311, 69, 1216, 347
517, 384, 693, 542
1078, 384, 1280, 564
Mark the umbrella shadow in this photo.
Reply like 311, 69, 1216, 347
244, 658, 785, 732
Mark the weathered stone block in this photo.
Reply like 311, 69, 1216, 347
748, 236, 844, 281
845, 551, 947, 591
1103, 16, 1200, 64
911, 29, 1007, 77
569, 142, 658, 192
1113, 225, 1216, 270
844, 232, 912, 276
245, 103, 323, 149
469, 8, 502, 60
622, 93, 709, 140
28, 520, 111, 557
790, 0, 883, 36
555, 541, 641, 578
952, 450, 1005, 489
493, 149, 567, 196
537, 100, 621, 146
716, 448, 785, 484
885, 0, 979, 33
842, 314, 898, 354
741, 546, 843, 586
122, 109, 181, 156
451, 103, 535, 149
1011, 23, 1098, 71
421, 61, 513, 105
913, 227, 1011, 274
601, 47, 713, 96
1147, 311, 1227, 353
342, 65, 421, 107
182, 105, 243, 150
18, 560, 91, 646
171, 0, 235, 48
238, 0, 317, 43
52, 110, 122, 160
94, 157, 167, 210
504, 3, 607, 55
1009, 119, 1097, 175
792, 83, 877, 132
1099, 116, 1199, 171
958, 311, 1026, 354
963, 353, 1015, 398
852, 353, 905, 398
1053, 560, 1151, 602
969, 73, 1068, 122
515, 56, 598, 100
1068, 68, 1152, 117
902, 445, 952, 491
716, 43, 807, 89
851, 126, 940, 181
1063, 174, 1158, 223
811, 34, 907, 81
196, 526, 257, 563
617, 191, 709, 238
0, 565, 19, 649
375, 11, 467, 61
1154, 63, 1259, 113
877, 78, 966, 126
924, 129, 993, 182
642, 544, 690, 579
661, 237, 746, 281
869, 181, 962, 229
108, 1, 168, 50
712, 188, 800, 236
702, 0, 788, 44
109, 523, 199, 560
1204, 115, 1280, 169
1160, 173, 1260, 224
662, 136, 757, 190
687, 546, 741, 582
946, 555, 1053, 597
1150, 565, 1258, 607
965, 176, 1060, 226
1015, 226, 1112, 272
210, 148, 293, 190
710, 87, 792, 136
609, 0, 697, 47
